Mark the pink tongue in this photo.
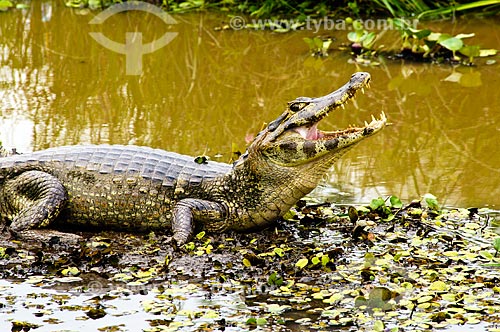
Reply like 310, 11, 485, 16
295, 124, 319, 140
306, 123, 319, 140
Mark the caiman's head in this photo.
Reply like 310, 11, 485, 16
238, 72, 386, 183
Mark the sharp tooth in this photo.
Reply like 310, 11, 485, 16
341, 104, 345, 109
364, 121, 369, 127
361, 87, 365, 94
371, 115, 376, 122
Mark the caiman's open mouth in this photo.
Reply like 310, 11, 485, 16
293, 111, 387, 141
288, 71, 386, 142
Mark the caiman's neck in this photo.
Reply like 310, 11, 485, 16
234, 72, 387, 200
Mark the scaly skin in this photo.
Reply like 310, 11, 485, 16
0, 72, 387, 245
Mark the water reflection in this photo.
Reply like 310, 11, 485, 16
0, 1, 499, 208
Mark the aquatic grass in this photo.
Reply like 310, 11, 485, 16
168, 0, 500, 17
370, 0, 500, 18
417, 0, 500, 19
58, 0, 500, 18
371, 0, 432, 17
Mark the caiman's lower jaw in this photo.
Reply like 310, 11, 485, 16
293, 111, 387, 142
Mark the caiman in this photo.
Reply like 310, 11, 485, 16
0, 72, 386, 245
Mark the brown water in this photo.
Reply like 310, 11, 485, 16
1, 1, 499, 209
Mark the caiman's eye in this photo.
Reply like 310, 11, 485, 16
288, 102, 308, 113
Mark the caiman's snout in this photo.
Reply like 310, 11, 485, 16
308, 71, 371, 115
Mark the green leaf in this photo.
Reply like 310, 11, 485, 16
273, 247, 285, 257
373, 320, 385, 332
88, 0, 102, 10
429, 280, 450, 292
361, 32, 376, 49
494, 238, 500, 252
194, 155, 209, 164
0, 247, 6, 258
246, 317, 257, 325
357, 206, 370, 213
427, 32, 442, 41
389, 196, 403, 209
383, 213, 395, 222
347, 32, 359, 43
370, 197, 386, 210
352, 20, 363, 31
479, 49, 497, 57
267, 303, 291, 314
455, 33, 475, 39
268, 272, 283, 286
424, 193, 439, 211
65, 0, 85, 8
313, 37, 323, 49
459, 45, 480, 58
437, 33, 452, 43
480, 250, 494, 260
295, 258, 308, 269
184, 242, 195, 251
256, 317, 267, 325
311, 256, 320, 265
321, 254, 330, 266
61, 267, 80, 276
412, 29, 431, 40
0, 0, 13, 11
439, 37, 463, 52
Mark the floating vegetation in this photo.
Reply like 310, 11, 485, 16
303, 36, 333, 57
340, 17, 498, 65
388, 18, 498, 64
1, 195, 499, 330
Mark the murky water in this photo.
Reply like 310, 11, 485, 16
1, 2, 499, 209
0, 3, 499, 330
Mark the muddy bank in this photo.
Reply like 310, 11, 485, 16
1, 198, 499, 331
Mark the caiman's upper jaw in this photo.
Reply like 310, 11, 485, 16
282, 71, 372, 133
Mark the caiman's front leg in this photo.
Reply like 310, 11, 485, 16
1, 170, 79, 242
172, 198, 230, 245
